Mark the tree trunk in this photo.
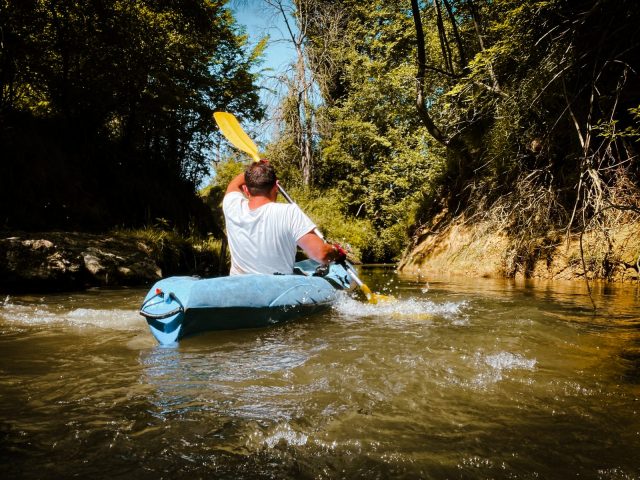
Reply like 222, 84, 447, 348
433, 0, 454, 74
411, 0, 453, 148
277, 0, 314, 185
442, 0, 467, 70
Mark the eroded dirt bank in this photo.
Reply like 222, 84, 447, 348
398, 216, 640, 283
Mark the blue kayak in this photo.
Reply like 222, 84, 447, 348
139, 259, 351, 345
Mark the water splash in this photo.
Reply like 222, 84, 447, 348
482, 351, 537, 371
470, 351, 537, 388
333, 292, 468, 324
262, 423, 309, 448
0, 300, 141, 331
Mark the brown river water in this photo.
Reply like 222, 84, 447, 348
1, 266, 639, 479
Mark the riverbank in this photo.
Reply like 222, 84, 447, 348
0, 231, 225, 293
3, 218, 638, 294
399, 214, 640, 283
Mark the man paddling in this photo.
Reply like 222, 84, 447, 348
223, 161, 346, 275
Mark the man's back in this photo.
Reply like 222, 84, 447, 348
223, 191, 315, 275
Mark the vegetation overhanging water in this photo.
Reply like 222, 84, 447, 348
2, 3, 638, 476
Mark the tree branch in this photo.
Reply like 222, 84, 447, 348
411, 0, 470, 161
411, 0, 450, 147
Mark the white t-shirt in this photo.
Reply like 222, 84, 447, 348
222, 191, 317, 275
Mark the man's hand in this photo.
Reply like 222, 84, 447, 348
226, 171, 246, 195
331, 243, 348, 264
297, 235, 347, 266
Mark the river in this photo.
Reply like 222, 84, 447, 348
1, 267, 639, 479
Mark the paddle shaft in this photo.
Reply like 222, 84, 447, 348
276, 183, 295, 204
275, 182, 371, 298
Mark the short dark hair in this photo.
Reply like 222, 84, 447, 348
244, 162, 276, 196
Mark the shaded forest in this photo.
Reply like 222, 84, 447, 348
2, 0, 639, 277
0, 0, 263, 231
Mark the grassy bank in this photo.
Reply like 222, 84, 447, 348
113, 228, 228, 278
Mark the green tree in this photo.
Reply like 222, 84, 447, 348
285, 0, 640, 269
293, 0, 442, 261
0, 0, 263, 232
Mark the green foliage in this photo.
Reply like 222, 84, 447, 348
290, 0, 640, 270
263, 136, 304, 187
296, 0, 449, 261
592, 105, 640, 141
249, 35, 270, 65
0, 0, 263, 232
281, 186, 377, 262
445, 0, 640, 209
209, 159, 246, 190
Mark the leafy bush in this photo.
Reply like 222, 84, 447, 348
282, 186, 379, 262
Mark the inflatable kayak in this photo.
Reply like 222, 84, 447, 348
139, 259, 350, 345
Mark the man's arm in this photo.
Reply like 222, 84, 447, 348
226, 172, 246, 194
297, 231, 345, 265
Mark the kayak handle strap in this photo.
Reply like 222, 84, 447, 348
139, 292, 184, 320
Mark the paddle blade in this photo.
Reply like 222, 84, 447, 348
343, 262, 395, 304
213, 112, 261, 162
361, 284, 377, 304
360, 284, 395, 304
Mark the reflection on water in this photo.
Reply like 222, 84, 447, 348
0, 270, 639, 478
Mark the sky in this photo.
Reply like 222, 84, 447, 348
231, 1, 297, 134
203, 2, 297, 185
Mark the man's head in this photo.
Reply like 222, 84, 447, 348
244, 161, 277, 196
